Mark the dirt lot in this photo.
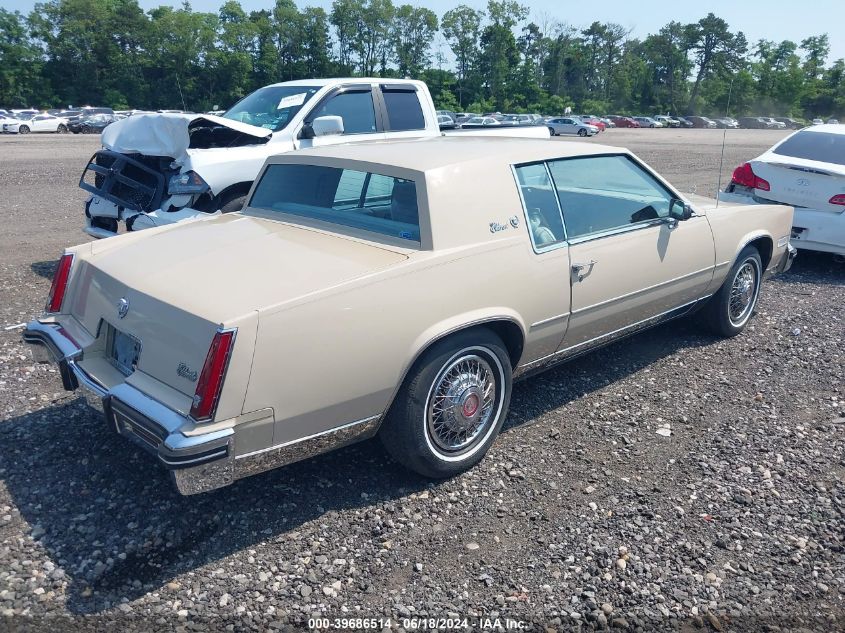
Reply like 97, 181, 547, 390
0, 130, 843, 632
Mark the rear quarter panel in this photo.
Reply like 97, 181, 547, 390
699, 198, 793, 288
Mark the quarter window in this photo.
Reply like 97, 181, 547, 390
547, 155, 674, 239
312, 90, 377, 135
515, 163, 566, 249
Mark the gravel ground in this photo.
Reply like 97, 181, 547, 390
0, 130, 843, 632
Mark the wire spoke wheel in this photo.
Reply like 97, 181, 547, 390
728, 260, 759, 326
426, 352, 499, 456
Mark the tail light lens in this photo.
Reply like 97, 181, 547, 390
45, 253, 74, 313
829, 194, 845, 206
730, 162, 770, 191
190, 328, 237, 422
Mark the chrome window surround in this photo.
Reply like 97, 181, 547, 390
512, 153, 689, 254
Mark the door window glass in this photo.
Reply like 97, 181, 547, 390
514, 163, 566, 249
312, 90, 377, 135
382, 89, 425, 131
547, 155, 674, 239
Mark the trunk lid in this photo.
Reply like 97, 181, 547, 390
752, 153, 845, 214
69, 214, 408, 396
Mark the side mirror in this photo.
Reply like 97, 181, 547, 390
312, 115, 344, 137
668, 198, 693, 221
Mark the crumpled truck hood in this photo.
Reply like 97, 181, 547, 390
100, 113, 272, 162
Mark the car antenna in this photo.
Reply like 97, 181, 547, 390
176, 74, 187, 112
715, 78, 734, 209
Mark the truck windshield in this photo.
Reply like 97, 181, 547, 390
223, 85, 320, 132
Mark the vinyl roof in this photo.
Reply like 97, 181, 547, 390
271, 135, 628, 172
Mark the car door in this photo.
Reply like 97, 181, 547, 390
32, 115, 52, 132
549, 154, 715, 350
295, 84, 386, 150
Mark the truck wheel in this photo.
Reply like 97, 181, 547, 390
578, 128, 587, 137
19, 125, 30, 135
700, 246, 762, 337
217, 192, 247, 213
379, 329, 512, 478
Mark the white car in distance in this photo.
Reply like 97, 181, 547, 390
2, 113, 69, 134
546, 117, 598, 137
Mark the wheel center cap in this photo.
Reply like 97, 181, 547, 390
462, 393, 480, 418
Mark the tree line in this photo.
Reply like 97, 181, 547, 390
1, 0, 843, 118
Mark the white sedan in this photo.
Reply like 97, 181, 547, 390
719, 124, 845, 257
546, 117, 598, 137
2, 114, 69, 134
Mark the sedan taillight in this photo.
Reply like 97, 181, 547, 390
45, 253, 74, 313
190, 328, 237, 422
829, 194, 845, 206
730, 162, 770, 191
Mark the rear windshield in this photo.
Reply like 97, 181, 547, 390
249, 164, 420, 242
773, 131, 845, 166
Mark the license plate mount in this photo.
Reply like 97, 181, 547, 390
106, 323, 140, 376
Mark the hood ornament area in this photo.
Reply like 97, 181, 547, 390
117, 297, 130, 319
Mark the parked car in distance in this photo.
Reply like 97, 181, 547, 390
738, 116, 769, 129
761, 117, 787, 129
2, 113, 69, 134
69, 113, 119, 134
599, 117, 616, 128
774, 117, 805, 129
577, 116, 606, 131
613, 116, 640, 128
653, 115, 679, 128
674, 116, 694, 128
686, 116, 717, 129
812, 118, 824, 125
633, 116, 663, 128
720, 123, 845, 257
24, 136, 796, 495
461, 116, 501, 127
502, 114, 533, 125
546, 117, 598, 137
827, 118, 840, 125
437, 114, 457, 129
714, 118, 739, 129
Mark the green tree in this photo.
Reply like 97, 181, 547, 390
0, 9, 47, 106
392, 5, 437, 78
478, 0, 526, 108
684, 13, 746, 114
441, 5, 484, 107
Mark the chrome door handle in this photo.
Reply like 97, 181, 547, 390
572, 260, 597, 281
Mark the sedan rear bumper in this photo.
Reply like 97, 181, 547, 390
22, 319, 381, 495
22, 320, 235, 495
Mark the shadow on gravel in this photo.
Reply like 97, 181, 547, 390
773, 250, 844, 286
0, 402, 426, 614
30, 259, 59, 280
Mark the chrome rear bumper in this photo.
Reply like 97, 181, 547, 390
22, 319, 381, 495
23, 320, 235, 495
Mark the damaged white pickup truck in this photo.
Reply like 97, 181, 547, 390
80, 78, 551, 238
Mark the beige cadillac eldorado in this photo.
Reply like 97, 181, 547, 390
24, 137, 796, 495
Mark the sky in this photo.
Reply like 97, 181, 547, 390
3, 0, 844, 64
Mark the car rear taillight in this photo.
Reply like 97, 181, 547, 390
829, 194, 845, 206
190, 328, 237, 422
730, 162, 770, 191
45, 253, 74, 313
